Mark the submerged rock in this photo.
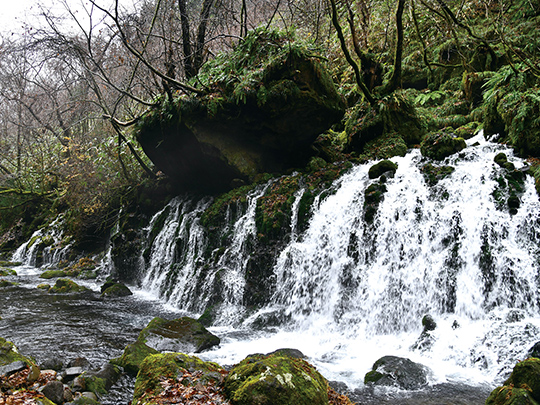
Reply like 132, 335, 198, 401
223, 352, 328, 405
364, 355, 430, 390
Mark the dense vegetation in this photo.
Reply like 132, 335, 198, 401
0, 0, 539, 256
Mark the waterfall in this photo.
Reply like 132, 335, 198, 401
12, 216, 71, 267
199, 134, 540, 386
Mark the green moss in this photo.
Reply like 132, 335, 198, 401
223, 353, 328, 405
101, 283, 132, 297
505, 358, 540, 402
39, 270, 67, 279
0, 279, 18, 287
133, 353, 223, 404
368, 160, 398, 179
364, 370, 384, 384
486, 386, 539, 405
110, 341, 158, 375
420, 128, 467, 160
0, 268, 17, 276
421, 163, 455, 185
0, 337, 35, 367
79, 373, 108, 396
48, 278, 89, 294
37, 283, 51, 290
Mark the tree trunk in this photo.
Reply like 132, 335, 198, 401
388, 0, 406, 92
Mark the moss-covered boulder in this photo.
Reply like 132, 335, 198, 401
110, 340, 158, 375
421, 163, 455, 185
0, 268, 16, 276
111, 316, 219, 375
48, 278, 89, 294
140, 316, 220, 353
39, 269, 67, 279
368, 160, 398, 179
420, 128, 467, 160
133, 353, 225, 405
502, 358, 540, 401
0, 279, 18, 287
486, 386, 539, 405
136, 28, 344, 193
101, 282, 132, 298
346, 92, 424, 155
0, 337, 35, 368
364, 355, 429, 390
223, 352, 328, 405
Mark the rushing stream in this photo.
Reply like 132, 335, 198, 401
2, 132, 540, 403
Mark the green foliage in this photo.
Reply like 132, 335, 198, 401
483, 64, 540, 155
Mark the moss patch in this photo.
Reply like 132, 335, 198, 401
223, 353, 328, 405
133, 353, 224, 404
420, 128, 467, 160
48, 278, 89, 294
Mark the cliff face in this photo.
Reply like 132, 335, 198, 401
136, 29, 345, 193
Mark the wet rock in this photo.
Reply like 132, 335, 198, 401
67, 357, 90, 369
486, 358, 540, 404
140, 316, 220, 354
412, 315, 437, 351
528, 341, 540, 359
133, 353, 225, 405
368, 160, 398, 179
267, 348, 305, 359
223, 352, 328, 405
42, 380, 65, 404
420, 128, 466, 160
110, 340, 158, 375
364, 355, 430, 390
62, 367, 85, 382
0, 337, 35, 368
0, 360, 26, 376
100, 282, 132, 298
40, 358, 64, 371
48, 279, 89, 294
111, 316, 219, 376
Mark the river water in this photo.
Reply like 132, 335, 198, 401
2, 133, 540, 403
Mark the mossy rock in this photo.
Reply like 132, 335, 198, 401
368, 160, 398, 179
421, 163, 455, 185
455, 121, 480, 139
486, 385, 539, 405
359, 131, 408, 160
0, 268, 16, 276
420, 128, 467, 160
363, 355, 429, 390
140, 316, 220, 354
0, 337, 35, 367
0, 279, 18, 287
75, 373, 108, 396
111, 317, 220, 376
133, 353, 224, 404
223, 353, 328, 405
101, 283, 132, 298
37, 283, 51, 290
39, 270, 68, 279
110, 340, 158, 375
505, 358, 540, 402
48, 278, 89, 294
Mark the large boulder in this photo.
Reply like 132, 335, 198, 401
486, 358, 540, 404
223, 352, 329, 405
111, 316, 220, 375
136, 28, 344, 192
364, 355, 430, 390
133, 353, 226, 405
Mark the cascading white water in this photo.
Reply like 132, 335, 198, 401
140, 185, 269, 322
12, 216, 71, 267
204, 134, 540, 388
